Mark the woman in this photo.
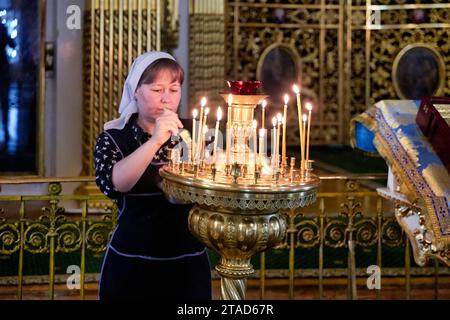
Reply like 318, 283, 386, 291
94, 51, 212, 300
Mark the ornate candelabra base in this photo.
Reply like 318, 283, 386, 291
160, 168, 319, 300
189, 205, 287, 300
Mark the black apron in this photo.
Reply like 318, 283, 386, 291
99, 118, 211, 300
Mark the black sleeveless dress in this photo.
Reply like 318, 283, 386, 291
94, 113, 212, 300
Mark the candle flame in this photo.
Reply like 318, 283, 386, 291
302, 114, 307, 122
262, 100, 267, 109
227, 94, 233, 107
272, 117, 277, 127
283, 94, 289, 105
292, 84, 300, 94
200, 97, 207, 108
217, 107, 223, 121
276, 113, 282, 122
205, 107, 210, 116
253, 120, 257, 129
305, 102, 313, 111
192, 108, 198, 118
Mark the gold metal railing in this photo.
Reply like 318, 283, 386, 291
0, 177, 117, 300
0, 175, 447, 300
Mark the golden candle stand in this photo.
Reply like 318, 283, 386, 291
160, 91, 320, 300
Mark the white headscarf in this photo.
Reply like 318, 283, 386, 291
103, 51, 176, 130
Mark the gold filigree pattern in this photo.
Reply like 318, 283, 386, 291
162, 178, 317, 211
0, 216, 114, 256
275, 214, 402, 250
370, 29, 449, 106
354, 218, 378, 247
296, 218, 320, 248
189, 2, 226, 114
382, 217, 404, 247
86, 220, 113, 253
224, 0, 450, 144
55, 223, 82, 253
0, 221, 19, 255
24, 220, 49, 254
3, 177, 450, 299
189, 206, 287, 279
226, 1, 343, 144
324, 219, 347, 248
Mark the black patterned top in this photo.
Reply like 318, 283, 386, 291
93, 113, 202, 258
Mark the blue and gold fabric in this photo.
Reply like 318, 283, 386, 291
351, 100, 450, 246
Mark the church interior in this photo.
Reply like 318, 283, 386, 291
0, 0, 449, 301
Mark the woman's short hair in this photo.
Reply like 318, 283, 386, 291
137, 58, 184, 88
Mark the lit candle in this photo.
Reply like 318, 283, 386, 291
302, 114, 307, 165
282, 94, 289, 167
196, 97, 207, 162
201, 107, 210, 163
261, 99, 267, 129
213, 107, 222, 164
271, 117, 277, 168
227, 94, 233, 122
226, 94, 233, 165
276, 113, 282, 168
305, 102, 313, 163
293, 84, 304, 169
192, 108, 198, 164
252, 120, 257, 172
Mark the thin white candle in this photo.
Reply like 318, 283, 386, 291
201, 107, 210, 163
276, 113, 282, 169
293, 84, 304, 169
226, 94, 233, 165
213, 107, 222, 163
282, 94, 288, 166
261, 99, 267, 129
226, 124, 231, 165
271, 117, 277, 168
305, 102, 312, 163
192, 108, 198, 164
252, 120, 257, 172
302, 114, 307, 165
196, 97, 207, 162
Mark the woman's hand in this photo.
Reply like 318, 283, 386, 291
111, 109, 182, 193
150, 109, 184, 146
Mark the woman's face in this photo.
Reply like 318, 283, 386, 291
134, 70, 181, 123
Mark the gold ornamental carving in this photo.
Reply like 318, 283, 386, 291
188, 206, 286, 299
222, 0, 450, 144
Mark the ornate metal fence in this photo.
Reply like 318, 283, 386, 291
0, 175, 447, 300
0, 177, 117, 299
